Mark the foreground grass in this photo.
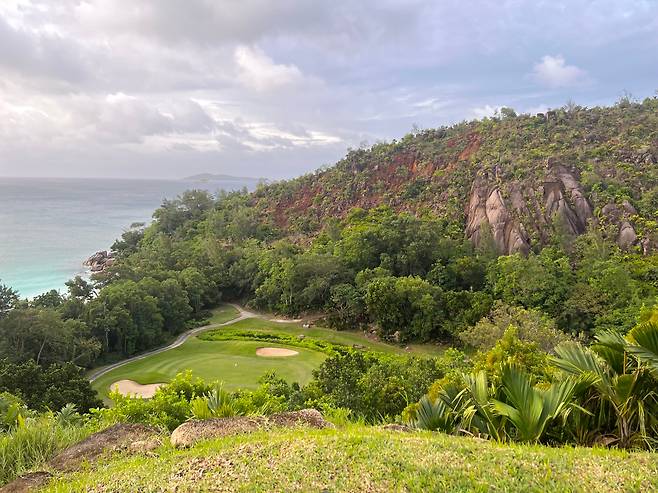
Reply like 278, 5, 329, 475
0, 420, 92, 486
43, 426, 658, 492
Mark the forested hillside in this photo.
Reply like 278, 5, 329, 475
91, 97, 658, 348
1, 97, 657, 366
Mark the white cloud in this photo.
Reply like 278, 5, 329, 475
234, 45, 304, 91
531, 55, 589, 88
0, 1, 657, 178
471, 105, 503, 119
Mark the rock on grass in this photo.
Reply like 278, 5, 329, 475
170, 409, 334, 448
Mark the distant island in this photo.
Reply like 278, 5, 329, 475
184, 173, 266, 183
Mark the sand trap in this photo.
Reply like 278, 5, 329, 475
256, 347, 299, 357
269, 318, 303, 323
111, 379, 164, 398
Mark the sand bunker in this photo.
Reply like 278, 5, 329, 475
111, 379, 163, 398
256, 347, 299, 357
269, 318, 303, 323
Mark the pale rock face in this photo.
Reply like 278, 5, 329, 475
543, 159, 593, 235
464, 158, 647, 254
618, 221, 638, 250
601, 202, 639, 250
465, 175, 530, 255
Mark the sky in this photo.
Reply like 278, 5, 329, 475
0, 1, 656, 180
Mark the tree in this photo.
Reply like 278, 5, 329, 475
89, 280, 164, 355
179, 267, 215, 314
0, 308, 100, 366
0, 282, 19, 318
0, 359, 102, 412
65, 276, 95, 301
365, 276, 445, 341
326, 283, 366, 330
31, 289, 64, 308
487, 248, 572, 317
460, 301, 570, 352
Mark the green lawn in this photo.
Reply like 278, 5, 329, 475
92, 308, 445, 401
205, 304, 240, 325
216, 318, 446, 356
92, 337, 326, 399
42, 426, 658, 492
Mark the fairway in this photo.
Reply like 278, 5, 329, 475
92, 337, 326, 399
91, 305, 446, 401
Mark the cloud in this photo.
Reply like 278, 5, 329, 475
471, 105, 503, 119
0, 1, 657, 179
531, 55, 589, 88
0, 14, 89, 84
234, 46, 304, 91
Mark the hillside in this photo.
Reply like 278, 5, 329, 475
40, 426, 658, 492
252, 98, 658, 254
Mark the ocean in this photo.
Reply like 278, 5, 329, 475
0, 177, 256, 298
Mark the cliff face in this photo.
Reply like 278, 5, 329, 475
464, 158, 601, 254
252, 99, 658, 255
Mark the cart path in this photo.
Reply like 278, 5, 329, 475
88, 304, 258, 382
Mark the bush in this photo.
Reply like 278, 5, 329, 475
459, 302, 570, 352
0, 360, 102, 413
93, 371, 293, 431
307, 351, 448, 421
92, 371, 212, 431
198, 329, 341, 355
472, 327, 553, 385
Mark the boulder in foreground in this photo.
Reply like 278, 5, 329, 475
170, 409, 333, 448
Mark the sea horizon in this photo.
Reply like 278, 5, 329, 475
0, 176, 255, 299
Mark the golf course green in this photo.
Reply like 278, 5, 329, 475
91, 304, 445, 400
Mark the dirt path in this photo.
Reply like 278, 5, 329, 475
88, 304, 257, 382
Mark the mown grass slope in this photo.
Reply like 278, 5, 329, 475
92, 337, 326, 398
43, 426, 658, 492
92, 314, 445, 400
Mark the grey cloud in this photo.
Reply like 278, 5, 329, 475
0, 15, 88, 84
1, 1, 657, 179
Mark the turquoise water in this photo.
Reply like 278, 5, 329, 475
0, 177, 254, 298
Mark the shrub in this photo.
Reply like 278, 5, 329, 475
308, 351, 446, 421
91, 371, 212, 431
198, 329, 341, 355
459, 302, 570, 352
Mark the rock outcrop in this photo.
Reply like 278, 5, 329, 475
542, 158, 593, 236
170, 409, 333, 448
601, 200, 639, 250
83, 250, 114, 272
465, 174, 530, 255
465, 158, 603, 254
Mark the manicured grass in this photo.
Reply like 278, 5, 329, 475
217, 318, 446, 357
93, 315, 445, 401
92, 337, 326, 399
42, 426, 658, 492
206, 304, 240, 325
